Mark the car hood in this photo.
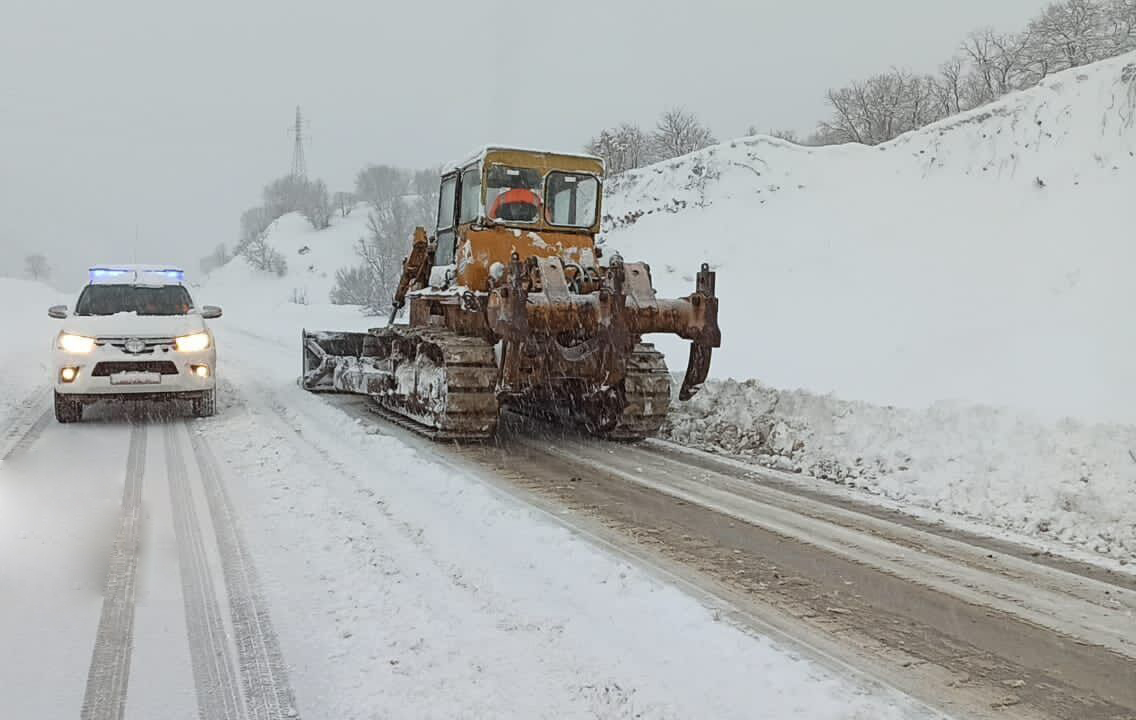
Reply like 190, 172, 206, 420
62, 313, 207, 339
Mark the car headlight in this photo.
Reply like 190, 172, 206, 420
58, 333, 96, 354
174, 332, 211, 353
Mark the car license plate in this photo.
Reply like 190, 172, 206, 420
110, 372, 161, 386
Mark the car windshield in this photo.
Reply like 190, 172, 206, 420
74, 284, 193, 316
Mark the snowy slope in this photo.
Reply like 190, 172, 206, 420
604, 51, 1136, 425
200, 207, 376, 344
206, 207, 369, 307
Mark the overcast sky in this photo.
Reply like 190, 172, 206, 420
0, 0, 1052, 289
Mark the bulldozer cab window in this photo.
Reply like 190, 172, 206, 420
485, 165, 542, 223
437, 175, 457, 231
458, 166, 481, 224
436, 174, 458, 264
546, 172, 598, 229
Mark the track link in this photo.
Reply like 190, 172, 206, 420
368, 327, 500, 440
600, 344, 672, 441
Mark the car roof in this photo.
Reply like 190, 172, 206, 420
87, 265, 186, 286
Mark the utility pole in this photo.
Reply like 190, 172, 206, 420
290, 106, 308, 180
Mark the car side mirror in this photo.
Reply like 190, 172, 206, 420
48, 305, 68, 319
201, 305, 223, 319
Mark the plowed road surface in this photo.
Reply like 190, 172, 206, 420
2, 324, 1133, 719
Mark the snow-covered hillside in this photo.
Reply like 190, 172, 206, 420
605, 51, 1136, 425
207, 208, 369, 307
200, 207, 376, 344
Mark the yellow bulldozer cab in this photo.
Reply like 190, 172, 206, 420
437, 147, 606, 290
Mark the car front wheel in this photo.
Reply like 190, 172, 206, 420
54, 392, 83, 423
191, 389, 216, 418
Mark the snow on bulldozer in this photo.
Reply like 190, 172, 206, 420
301, 146, 720, 440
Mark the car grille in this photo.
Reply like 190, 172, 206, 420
95, 337, 176, 355
91, 361, 179, 377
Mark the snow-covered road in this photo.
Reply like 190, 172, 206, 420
0, 299, 931, 718
198, 324, 930, 719
0, 400, 298, 720
5, 279, 1136, 719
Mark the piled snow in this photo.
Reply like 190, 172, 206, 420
605, 51, 1136, 425
664, 378, 1136, 562
0, 277, 69, 411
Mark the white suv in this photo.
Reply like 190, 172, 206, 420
48, 265, 222, 423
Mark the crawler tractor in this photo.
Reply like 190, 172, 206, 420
301, 147, 720, 440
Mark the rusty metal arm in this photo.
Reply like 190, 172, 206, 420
678, 263, 718, 400
389, 227, 434, 324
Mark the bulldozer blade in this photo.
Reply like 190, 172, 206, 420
679, 342, 713, 401
301, 330, 368, 391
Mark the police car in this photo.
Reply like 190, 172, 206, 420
48, 265, 222, 423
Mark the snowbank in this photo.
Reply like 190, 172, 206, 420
605, 51, 1136, 425
0, 277, 70, 410
664, 378, 1136, 563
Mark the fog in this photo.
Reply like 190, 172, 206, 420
0, 0, 1049, 289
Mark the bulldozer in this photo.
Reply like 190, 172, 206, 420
301, 146, 720, 440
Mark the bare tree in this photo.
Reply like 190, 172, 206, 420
412, 167, 442, 197
239, 234, 287, 276
653, 108, 716, 160
933, 57, 967, 116
198, 243, 230, 275
255, 175, 333, 230
808, 0, 1136, 145
1027, 0, 1109, 73
329, 264, 379, 306
959, 29, 1038, 105
768, 129, 802, 143
299, 178, 332, 230
345, 180, 438, 314
333, 191, 356, 217
261, 176, 304, 219
1103, 0, 1136, 53
24, 254, 50, 281
587, 123, 655, 174
238, 206, 274, 253
819, 69, 948, 146
355, 164, 409, 209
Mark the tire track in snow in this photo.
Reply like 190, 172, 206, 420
80, 422, 146, 720
164, 421, 246, 720
0, 386, 50, 462
187, 424, 300, 720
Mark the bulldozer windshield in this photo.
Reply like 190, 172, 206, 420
486, 165, 543, 223
545, 172, 599, 228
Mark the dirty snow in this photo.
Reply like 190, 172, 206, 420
663, 378, 1136, 564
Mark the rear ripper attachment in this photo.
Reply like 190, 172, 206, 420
301, 146, 721, 441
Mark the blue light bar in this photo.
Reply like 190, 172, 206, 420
87, 266, 186, 284
88, 267, 133, 281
